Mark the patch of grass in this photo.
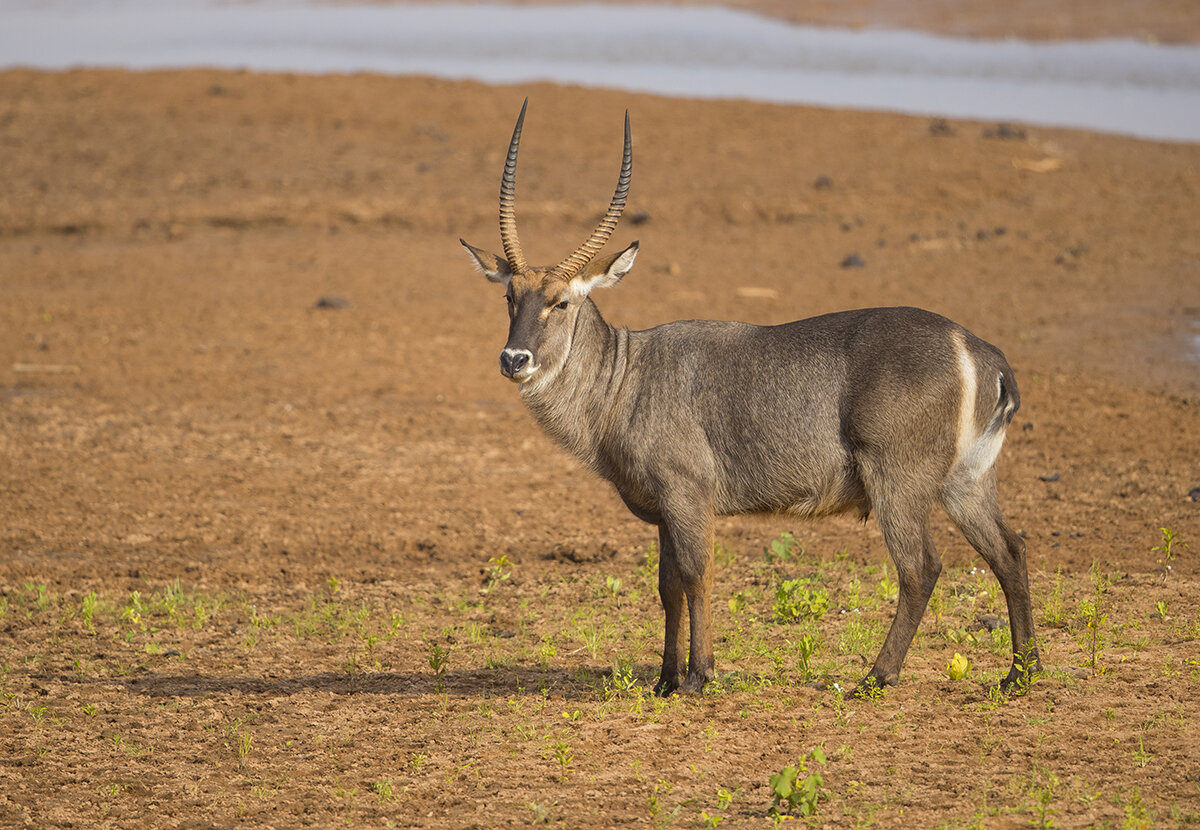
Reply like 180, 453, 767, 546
772, 578, 829, 623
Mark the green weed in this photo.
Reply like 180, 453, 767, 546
768, 745, 827, 820
371, 779, 394, 803
481, 555, 513, 596
1151, 527, 1185, 581
764, 531, 800, 563
773, 578, 829, 623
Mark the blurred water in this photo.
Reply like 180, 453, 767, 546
3, 1, 1200, 142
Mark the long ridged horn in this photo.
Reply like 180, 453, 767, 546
499, 98, 530, 276
550, 109, 632, 281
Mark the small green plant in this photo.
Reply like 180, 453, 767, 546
80, 592, 98, 634
727, 590, 752, 615
764, 531, 799, 563
1132, 737, 1153, 768
772, 578, 829, 623
1151, 527, 1185, 581
714, 539, 737, 568
481, 555, 513, 595
638, 542, 659, 588
371, 779, 394, 803
948, 652, 970, 681
527, 801, 553, 824
874, 571, 899, 603
604, 574, 623, 600
121, 591, 146, 631
236, 729, 253, 767
551, 740, 573, 781
603, 656, 640, 698
1122, 787, 1152, 829
429, 644, 450, 690
648, 779, 682, 827
768, 746, 826, 820
793, 632, 821, 682
1042, 566, 1067, 628
1074, 561, 1111, 675
1029, 767, 1059, 829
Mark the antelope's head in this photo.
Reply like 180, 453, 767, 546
462, 99, 638, 385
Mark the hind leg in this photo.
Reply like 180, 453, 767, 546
943, 471, 1041, 693
852, 454, 945, 696
855, 505, 943, 697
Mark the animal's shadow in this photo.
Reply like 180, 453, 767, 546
65, 663, 664, 701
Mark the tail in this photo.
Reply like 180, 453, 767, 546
993, 366, 1020, 429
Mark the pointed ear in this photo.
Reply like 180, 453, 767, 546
460, 239, 512, 285
570, 241, 639, 299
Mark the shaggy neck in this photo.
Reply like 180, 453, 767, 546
520, 299, 628, 469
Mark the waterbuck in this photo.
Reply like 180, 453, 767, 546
461, 101, 1040, 697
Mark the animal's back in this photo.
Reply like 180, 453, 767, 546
615, 307, 1011, 519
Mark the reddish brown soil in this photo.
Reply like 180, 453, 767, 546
1, 38, 1199, 830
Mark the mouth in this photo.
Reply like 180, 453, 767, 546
501, 365, 538, 383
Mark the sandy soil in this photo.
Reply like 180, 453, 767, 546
1, 37, 1199, 830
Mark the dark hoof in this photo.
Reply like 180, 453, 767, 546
653, 676, 680, 697
997, 664, 1041, 696
850, 674, 894, 700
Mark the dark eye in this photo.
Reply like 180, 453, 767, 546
554, 300, 569, 311
505, 294, 513, 305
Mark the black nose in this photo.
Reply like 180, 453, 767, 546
500, 350, 529, 376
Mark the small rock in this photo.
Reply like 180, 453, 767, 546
1189, 486, 1200, 502
813, 174, 834, 190
315, 295, 350, 310
929, 119, 955, 137
984, 123, 1027, 140
1038, 472, 1060, 482
973, 615, 1003, 633
629, 211, 651, 226
840, 253, 866, 268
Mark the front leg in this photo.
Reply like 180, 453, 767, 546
661, 507, 716, 694
654, 524, 687, 696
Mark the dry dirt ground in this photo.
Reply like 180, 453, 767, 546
2, 15, 1200, 829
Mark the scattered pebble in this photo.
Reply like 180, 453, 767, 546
973, 615, 1003, 633
1189, 486, 1200, 502
314, 295, 350, 310
984, 123, 1027, 140
1038, 472, 1060, 482
929, 119, 955, 137
840, 253, 866, 268
813, 174, 834, 190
